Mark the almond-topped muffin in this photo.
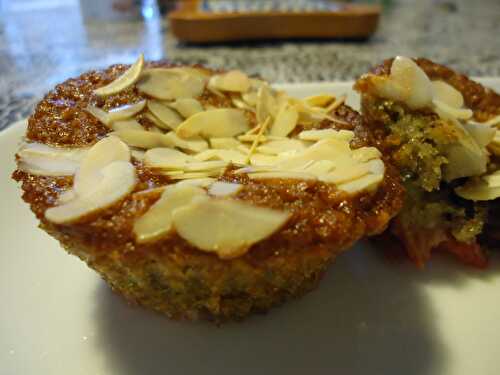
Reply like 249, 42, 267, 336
355, 56, 500, 268
13, 55, 403, 321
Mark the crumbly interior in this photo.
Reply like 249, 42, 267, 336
363, 96, 487, 246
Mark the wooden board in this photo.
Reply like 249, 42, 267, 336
168, 1, 381, 43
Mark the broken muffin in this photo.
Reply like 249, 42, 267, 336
355, 56, 500, 267
13, 55, 403, 321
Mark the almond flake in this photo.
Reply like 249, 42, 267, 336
163, 131, 208, 153
112, 119, 144, 131
144, 148, 193, 170
172, 197, 290, 259
74, 136, 131, 196
133, 184, 206, 244
433, 99, 473, 121
175, 178, 216, 188
249, 153, 279, 166
269, 103, 298, 137
108, 100, 146, 122
208, 70, 251, 93
208, 182, 243, 197
147, 100, 183, 130
325, 95, 347, 113
248, 171, 317, 181
167, 98, 204, 118
431, 80, 464, 108
184, 160, 228, 172
176, 108, 250, 138
17, 142, 89, 176
86, 105, 111, 127
209, 137, 242, 149
111, 130, 172, 149
298, 129, 354, 142
137, 68, 206, 100
463, 122, 496, 148
304, 94, 336, 108
256, 84, 277, 123
232, 98, 254, 111
195, 149, 246, 164
256, 139, 306, 155
168, 171, 221, 180
45, 161, 137, 224
337, 173, 384, 194
351, 147, 382, 162
94, 54, 144, 97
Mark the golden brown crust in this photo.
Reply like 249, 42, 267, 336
14, 61, 404, 320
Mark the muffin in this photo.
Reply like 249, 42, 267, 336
355, 56, 500, 267
13, 55, 403, 321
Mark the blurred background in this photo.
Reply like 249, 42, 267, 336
0, 0, 499, 130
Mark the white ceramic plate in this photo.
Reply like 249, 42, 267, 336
2, 81, 500, 375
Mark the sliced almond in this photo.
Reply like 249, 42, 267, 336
163, 131, 208, 153
256, 84, 277, 123
144, 148, 194, 170
176, 108, 250, 138
484, 171, 500, 187
298, 129, 354, 142
74, 136, 131, 196
320, 162, 371, 184
184, 160, 228, 172
175, 177, 215, 188
137, 68, 206, 100
248, 171, 317, 181
209, 137, 242, 150
249, 153, 279, 166
168, 171, 221, 180
208, 182, 243, 197
304, 94, 336, 108
167, 98, 204, 118
94, 54, 144, 97
304, 160, 336, 175
147, 100, 183, 130
351, 147, 382, 162
433, 99, 473, 121
195, 149, 246, 164
133, 184, 206, 244
269, 103, 298, 137
108, 100, 146, 122
111, 130, 172, 149
112, 119, 143, 131
276, 138, 351, 170
390, 56, 433, 110
337, 173, 383, 194
463, 122, 496, 148
86, 105, 111, 127
17, 142, 89, 176
172, 197, 290, 258
474, 115, 500, 127
238, 134, 268, 143
242, 91, 258, 107
208, 70, 251, 93
232, 98, 254, 111
325, 95, 347, 113
431, 80, 464, 108
256, 139, 306, 155
455, 171, 500, 201
45, 160, 137, 224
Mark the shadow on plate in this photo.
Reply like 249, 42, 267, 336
94, 240, 500, 375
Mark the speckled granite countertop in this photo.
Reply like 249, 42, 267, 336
1, 0, 500, 130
